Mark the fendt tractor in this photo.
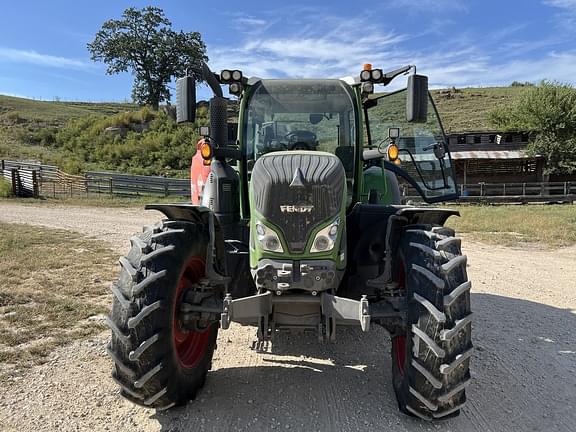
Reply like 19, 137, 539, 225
107, 62, 473, 420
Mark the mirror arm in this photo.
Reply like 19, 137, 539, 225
202, 62, 223, 97
378, 65, 415, 86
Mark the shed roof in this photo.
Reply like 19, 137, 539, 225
451, 150, 541, 160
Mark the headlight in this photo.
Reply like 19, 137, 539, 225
255, 221, 284, 253
310, 218, 340, 253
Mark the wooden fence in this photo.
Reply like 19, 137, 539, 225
41, 170, 87, 198
1, 160, 58, 182
3, 159, 574, 203
457, 181, 575, 203
7, 168, 39, 197
402, 181, 576, 204
85, 171, 190, 197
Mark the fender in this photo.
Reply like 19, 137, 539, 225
145, 204, 230, 287
380, 206, 460, 287
393, 206, 459, 226
346, 203, 460, 291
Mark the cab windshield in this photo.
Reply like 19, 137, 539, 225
366, 89, 457, 201
243, 80, 357, 178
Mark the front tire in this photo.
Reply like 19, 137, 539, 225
391, 226, 473, 420
107, 220, 218, 409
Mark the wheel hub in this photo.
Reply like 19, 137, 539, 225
173, 258, 212, 368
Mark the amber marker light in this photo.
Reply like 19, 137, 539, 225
200, 141, 213, 160
387, 143, 399, 161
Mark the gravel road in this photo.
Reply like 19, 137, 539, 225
0, 202, 575, 432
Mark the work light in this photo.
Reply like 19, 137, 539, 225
229, 82, 243, 95
371, 69, 383, 81
362, 82, 374, 94
360, 70, 372, 82
220, 69, 232, 82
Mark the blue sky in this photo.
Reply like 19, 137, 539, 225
1, 0, 576, 102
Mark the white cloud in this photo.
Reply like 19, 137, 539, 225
0, 47, 91, 69
391, 0, 469, 12
544, 0, 576, 7
206, 12, 576, 91
234, 16, 268, 27
543, 0, 576, 28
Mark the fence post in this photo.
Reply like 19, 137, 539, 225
109, 178, 113, 196
460, 184, 464, 195
564, 182, 568, 196
522, 183, 526, 196
164, 181, 169, 197
480, 182, 485, 196
11, 169, 18, 196
503, 183, 506, 196
32, 171, 39, 198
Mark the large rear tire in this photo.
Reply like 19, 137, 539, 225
391, 226, 472, 420
107, 220, 218, 409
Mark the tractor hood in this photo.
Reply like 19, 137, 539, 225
250, 151, 346, 254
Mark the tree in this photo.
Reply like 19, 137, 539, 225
489, 81, 576, 175
88, 6, 207, 110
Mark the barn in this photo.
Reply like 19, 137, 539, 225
446, 131, 545, 186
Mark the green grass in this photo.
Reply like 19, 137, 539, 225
446, 204, 576, 247
0, 94, 137, 126
0, 223, 117, 380
0, 194, 190, 208
431, 86, 528, 133
0, 178, 12, 198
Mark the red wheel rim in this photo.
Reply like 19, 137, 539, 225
393, 260, 407, 375
393, 336, 407, 376
173, 257, 211, 368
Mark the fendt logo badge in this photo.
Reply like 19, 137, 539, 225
280, 205, 314, 213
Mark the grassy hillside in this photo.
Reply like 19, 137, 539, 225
1, 86, 525, 132
431, 86, 528, 133
0, 86, 526, 175
0, 95, 136, 126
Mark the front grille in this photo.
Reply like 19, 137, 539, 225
251, 152, 345, 252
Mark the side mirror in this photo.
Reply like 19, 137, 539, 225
406, 74, 428, 123
176, 76, 196, 123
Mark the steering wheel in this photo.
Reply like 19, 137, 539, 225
290, 142, 311, 150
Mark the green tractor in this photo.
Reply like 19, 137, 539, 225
107, 62, 472, 420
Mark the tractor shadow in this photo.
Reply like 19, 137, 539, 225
154, 293, 576, 432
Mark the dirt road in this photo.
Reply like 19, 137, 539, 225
0, 202, 575, 431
